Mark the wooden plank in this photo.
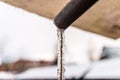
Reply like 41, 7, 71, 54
0, 0, 120, 39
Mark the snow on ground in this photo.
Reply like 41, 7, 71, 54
0, 64, 90, 79
85, 58, 120, 79
0, 72, 15, 79
16, 64, 90, 79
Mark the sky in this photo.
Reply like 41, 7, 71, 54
0, 1, 119, 65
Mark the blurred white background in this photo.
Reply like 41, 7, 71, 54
0, 1, 120, 65
0, 1, 120, 79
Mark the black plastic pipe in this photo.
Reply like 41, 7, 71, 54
54, 0, 98, 29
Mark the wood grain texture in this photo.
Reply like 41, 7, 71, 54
0, 0, 120, 39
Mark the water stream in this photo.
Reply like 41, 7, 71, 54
57, 29, 65, 80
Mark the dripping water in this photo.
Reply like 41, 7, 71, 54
57, 29, 65, 80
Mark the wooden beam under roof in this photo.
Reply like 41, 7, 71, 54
0, 0, 120, 39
